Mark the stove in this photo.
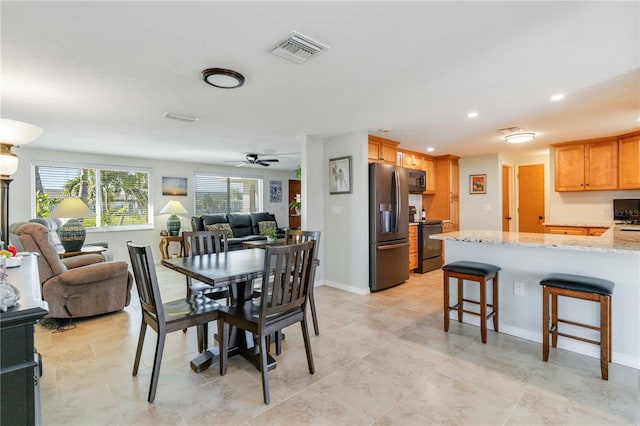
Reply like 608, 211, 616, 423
416, 220, 443, 273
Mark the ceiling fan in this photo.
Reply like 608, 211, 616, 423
232, 153, 280, 167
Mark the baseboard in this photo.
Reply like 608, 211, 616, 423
320, 279, 370, 295
450, 313, 639, 370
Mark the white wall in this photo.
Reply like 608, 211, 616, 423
302, 135, 325, 283
9, 147, 295, 262
459, 153, 501, 231
320, 131, 370, 294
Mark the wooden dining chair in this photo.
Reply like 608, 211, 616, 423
127, 242, 221, 403
182, 230, 230, 302
284, 230, 321, 336
217, 241, 316, 405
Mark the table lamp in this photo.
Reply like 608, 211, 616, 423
160, 200, 188, 236
51, 197, 96, 252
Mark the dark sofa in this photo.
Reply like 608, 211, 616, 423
190, 212, 287, 251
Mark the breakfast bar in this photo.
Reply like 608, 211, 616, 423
431, 227, 640, 369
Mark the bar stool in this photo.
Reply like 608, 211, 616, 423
539, 273, 614, 380
442, 261, 501, 343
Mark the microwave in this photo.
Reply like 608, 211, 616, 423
407, 169, 426, 193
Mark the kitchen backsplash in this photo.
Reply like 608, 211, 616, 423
549, 189, 640, 225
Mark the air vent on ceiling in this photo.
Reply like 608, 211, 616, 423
271, 31, 329, 64
497, 126, 522, 134
163, 112, 198, 123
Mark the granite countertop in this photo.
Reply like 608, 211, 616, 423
431, 226, 640, 254
543, 222, 613, 228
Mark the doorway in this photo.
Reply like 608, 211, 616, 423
518, 164, 545, 233
502, 165, 512, 231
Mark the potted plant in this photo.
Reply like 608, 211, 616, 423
289, 200, 301, 215
260, 227, 278, 242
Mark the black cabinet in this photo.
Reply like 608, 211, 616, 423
1, 254, 47, 426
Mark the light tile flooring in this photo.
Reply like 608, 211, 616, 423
36, 268, 639, 425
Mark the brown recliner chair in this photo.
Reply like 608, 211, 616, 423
10, 222, 133, 319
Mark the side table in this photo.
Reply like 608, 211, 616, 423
159, 235, 188, 260
58, 245, 107, 259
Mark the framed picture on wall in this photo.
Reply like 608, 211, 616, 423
162, 176, 188, 196
329, 156, 352, 194
469, 174, 486, 194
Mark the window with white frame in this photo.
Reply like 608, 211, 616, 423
33, 164, 151, 229
194, 174, 262, 215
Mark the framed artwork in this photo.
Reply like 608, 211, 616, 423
162, 176, 188, 196
469, 174, 486, 194
330, 156, 352, 194
269, 180, 283, 202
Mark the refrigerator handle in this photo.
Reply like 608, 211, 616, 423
394, 170, 400, 234
377, 242, 410, 250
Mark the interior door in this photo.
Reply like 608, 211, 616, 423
518, 164, 545, 233
502, 165, 511, 231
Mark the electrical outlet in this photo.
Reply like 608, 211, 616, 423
514, 281, 526, 296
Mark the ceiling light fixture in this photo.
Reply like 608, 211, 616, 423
201, 68, 245, 89
427, 147, 435, 152
467, 112, 478, 118
550, 93, 565, 102
162, 112, 198, 123
379, 127, 392, 133
505, 132, 536, 144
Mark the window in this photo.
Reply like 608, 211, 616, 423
195, 174, 262, 215
34, 164, 151, 230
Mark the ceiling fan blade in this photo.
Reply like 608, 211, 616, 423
261, 158, 279, 162
255, 160, 270, 166
235, 162, 246, 167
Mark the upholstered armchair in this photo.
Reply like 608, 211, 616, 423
10, 222, 133, 319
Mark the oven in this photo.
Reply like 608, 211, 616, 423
416, 220, 443, 273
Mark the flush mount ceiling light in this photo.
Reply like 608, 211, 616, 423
505, 132, 536, 144
467, 111, 478, 119
550, 93, 565, 102
201, 68, 245, 89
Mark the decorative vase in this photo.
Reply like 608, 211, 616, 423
59, 218, 86, 252
166, 214, 181, 236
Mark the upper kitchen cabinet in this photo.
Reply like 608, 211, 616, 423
619, 131, 640, 190
553, 138, 618, 191
368, 135, 399, 165
397, 149, 436, 194
425, 155, 460, 230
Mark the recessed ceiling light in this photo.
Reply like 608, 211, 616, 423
550, 93, 565, 102
505, 132, 536, 144
467, 112, 478, 118
201, 68, 245, 89
427, 147, 435, 152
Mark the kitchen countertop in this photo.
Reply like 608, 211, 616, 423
543, 222, 612, 228
431, 226, 640, 255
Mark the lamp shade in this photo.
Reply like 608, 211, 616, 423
159, 200, 188, 215
50, 198, 96, 252
0, 119, 43, 146
51, 197, 96, 219
160, 201, 188, 236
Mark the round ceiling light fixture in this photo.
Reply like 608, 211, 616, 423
201, 68, 245, 89
505, 132, 536, 144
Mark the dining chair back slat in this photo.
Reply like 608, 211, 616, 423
181, 230, 230, 303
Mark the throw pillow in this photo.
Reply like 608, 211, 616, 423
258, 221, 277, 234
205, 223, 234, 238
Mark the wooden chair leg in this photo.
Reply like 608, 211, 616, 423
492, 274, 499, 332
608, 296, 612, 362
551, 293, 558, 348
218, 319, 228, 376
457, 277, 464, 322
309, 286, 320, 336
258, 335, 270, 405
542, 286, 550, 362
479, 278, 487, 343
600, 295, 609, 380
301, 318, 315, 374
443, 272, 450, 332
148, 332, 166, 403
132, 320, 147, 376
275, 331, 282, 355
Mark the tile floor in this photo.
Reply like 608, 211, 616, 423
35, 268, 639, 425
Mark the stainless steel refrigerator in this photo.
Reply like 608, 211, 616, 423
369, 163, 410, 291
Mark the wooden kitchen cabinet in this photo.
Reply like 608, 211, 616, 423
423, 156, 436, 194
397, 149, 436, 194
544, 225, 609, 236
619, 132, 640, 190
409, 224, 418, 271
425, 155, 460, 230
368, 135, 399, 165
553, 138, 618, 191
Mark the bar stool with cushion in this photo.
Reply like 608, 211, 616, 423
539, 273, 614, 380
442, 261, 501, 343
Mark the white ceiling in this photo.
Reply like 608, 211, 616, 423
2, 1, 639, 171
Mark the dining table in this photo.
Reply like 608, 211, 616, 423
161, 248, 277, 373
